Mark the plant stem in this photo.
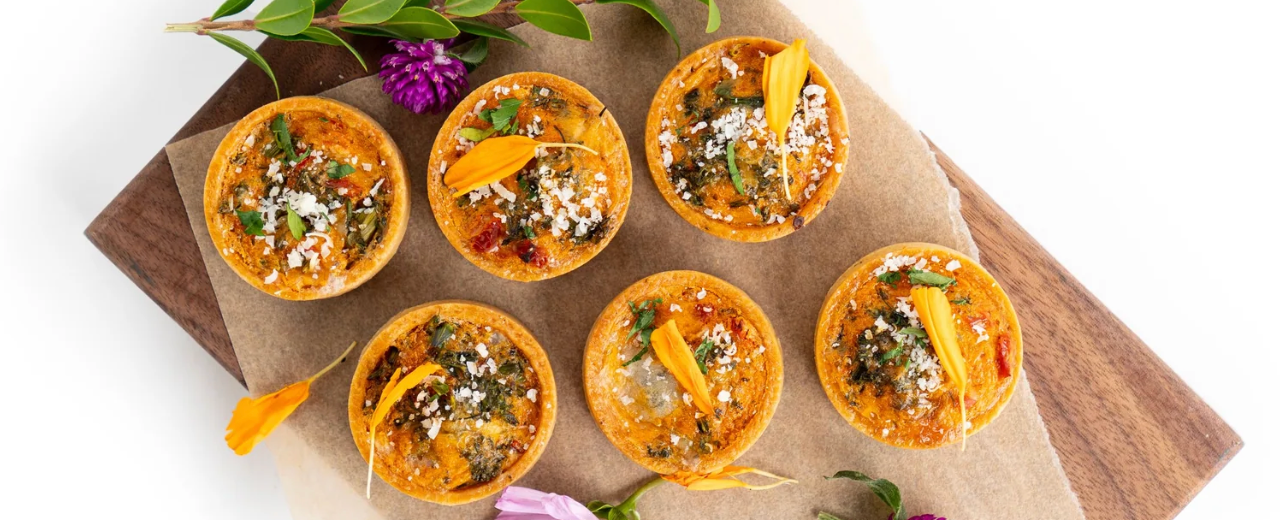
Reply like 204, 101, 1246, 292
618, 477, 665, 511
164, 0, 595, 34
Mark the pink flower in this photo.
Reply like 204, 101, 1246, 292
495, 486, 597, 520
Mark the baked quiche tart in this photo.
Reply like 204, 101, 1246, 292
204, 97, 409, 300
583, 271, 783, 474
348, 301, 556, 504
427, 72, 631, 281
815, 243, 1023, 449
645, 37, 849, 242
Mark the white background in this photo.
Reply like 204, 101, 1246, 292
2, 0, 1276, 518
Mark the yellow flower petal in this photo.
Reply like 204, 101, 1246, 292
224, 341, 357, 456
444, 135, 599, 197
365, 362, 444, 498
911, 286, 968, 448
649, 320, 715, 415
663, 466, 797, 491
762, 39, 810, 201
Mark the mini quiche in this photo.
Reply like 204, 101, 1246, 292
815, 243, 1023, 449
645, 37, 849, 242
583, 271, 783, 474
427, 72, 631, 281
349, 300, 556, 504
204, 97, 408, 300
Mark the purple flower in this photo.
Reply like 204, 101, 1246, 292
495, 486, 596, 520
378, 39, 468, 114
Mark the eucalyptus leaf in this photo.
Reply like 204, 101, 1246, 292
211, 0, 255, 20
266, 27, 367, 70
452, 18, 531, 47
254, 0, 314, 37
516, 0, 592, 41
380, 7, 460, 40
451, 37, 489, 72
445, 0, 501, 17
314, 0, 337, 11
338, 0, 409, 25
596, 0, 679, 54
697, 0, 721, 33
827, 471, 905, 520
286, 204, 306, 239
340, 25, 403, 39
208, 33, 280, 98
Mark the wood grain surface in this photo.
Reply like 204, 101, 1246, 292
84, 10, 1239, 520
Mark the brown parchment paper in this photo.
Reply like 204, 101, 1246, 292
166, 1, 1084, 518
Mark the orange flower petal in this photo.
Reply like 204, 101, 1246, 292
444, 135, 600, 197
911, 286, 968, 448
365, 362, 444, 498
224, 341, 358, 456
649, 320, 715, 415
663, 466, 796, 491
762, 39, 810, 201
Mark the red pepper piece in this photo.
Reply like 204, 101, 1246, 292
470, 219, 505, 253
995, 334, 1012, 379
515, 240, 548, 268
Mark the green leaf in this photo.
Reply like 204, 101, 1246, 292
694, 337, 714, 374
338, 0, 409, 24
950, 296, 971, 305
697, 0, 721, 33
340, 25, 403, 39
876, 271, 901, 284
236, 209, 266, 236
431, 321, 456, 348
479, 98, 522, 132
212, 0, 255, 20
327, 160, 357, 179
315, 0, 337, 11
908, 270, 956, 288
515, 0, 592, 41
450, 37, 489, 72
827, 471, 905, 520
726, 140, 744, 194
458, 126, 497, 142
879, 346, 902, 362
899, 327, 927, 338
286, 204, 306, 239
596, 0, 679, 54
267, 27, 367, 70
270, 114, 296, 161
452, 19, 531, 47
380, 7, 460, 40
817, 513, 846, 520
445, 0, 501, 17
209, 33, 280, 98
254, 0, 314, 37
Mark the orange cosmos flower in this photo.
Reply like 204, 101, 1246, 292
225, 341, 358, 456
444, 135, 597, 197
911, 285, 968, 449
762, 39, 810, 201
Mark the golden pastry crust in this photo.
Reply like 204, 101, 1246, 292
427, 72, 632, 281
583, 271, 783, 474
814, 243, 1023, 449
348, 301, 556, 504
204, 96, 409, 300
645, 37, 849, 242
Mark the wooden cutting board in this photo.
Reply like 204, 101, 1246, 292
84, 9, 1239, 520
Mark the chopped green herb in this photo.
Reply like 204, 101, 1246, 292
622, 298, 663, 366
319, 116, 329, 123
907, 270, 956, 288
458, 127, 497, 142
326, 160, 356, 179
235, 209, 265, 236
522, 225, 536, 239
431, 321, 456, 349
879, 346, 903, 362
285, 205, 305, 239
270, 114, 297, 162
478, 98, 522, 134
727, 140, 744, 194
950, 296, 971, 305
713, 80, 765, 106
877, 271, 902, 284
898, 327, 927, 338
694, 337, 715, 375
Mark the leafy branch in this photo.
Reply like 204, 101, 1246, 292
166, 0, 721, 99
